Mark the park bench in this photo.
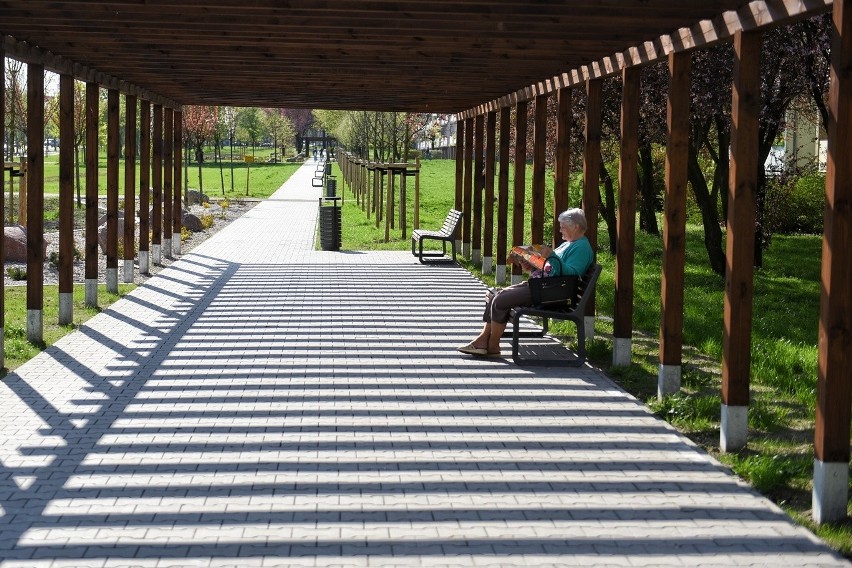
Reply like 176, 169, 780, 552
509, 263, 602, 366
411, 209, 461, 263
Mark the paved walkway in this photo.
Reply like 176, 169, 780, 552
0, 160, 847, 567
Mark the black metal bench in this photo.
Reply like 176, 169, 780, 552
509, 263, 602, 366
411, 209, 462, 263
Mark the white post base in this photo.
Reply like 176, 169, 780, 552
106, 267, 118, 294
153, 244, 162, 265
173, 235, 182, 256
720, 404, 748, 453
584, 315, 595, 342
122, 259, 134, 283
163, 238, 172, 259
511, 273, 524, 285
58, 292, 73, 326
139, 250, 150, 275
812, 459, 849, 524
495, 264, 507, 286
26, 309, 43, 343
612, 337, 632, 367
482, 256, 492, 275
85, 279, 98, 307
462, 242, 471, 259
471, 249, 481, 265
658, 364, 682, 399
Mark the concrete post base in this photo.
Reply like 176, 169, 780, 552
139, 250, 149, 275
106, 268, 118, 294
720, 404, 748, 452
85, 279, 98, 307
482, 256, 492, 275
612, 337, 632, 367
153, 244, 162, 265
584, 316, 595, 342
462, 243, 470, 259
495, 265, 507, 286
511, 274, 524, 285
658, 364, 682, 399
472, 249, 481, 265
58, 292, 73, 326
173, 235, 181, 256
122, 260, 134, 283
163, 238, 172, 259
813, 459, 849, 524
26, 309, 43, 343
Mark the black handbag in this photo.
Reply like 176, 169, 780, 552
528, 275, 578, 307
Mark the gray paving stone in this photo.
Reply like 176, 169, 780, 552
0, 159, 848, 568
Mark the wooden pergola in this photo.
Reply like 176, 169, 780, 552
0, 0, 849, 524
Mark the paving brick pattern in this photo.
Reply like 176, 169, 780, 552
0, 161, 847, 567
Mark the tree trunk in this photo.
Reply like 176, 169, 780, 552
598, 158, 619, 254
638, 142, 660, 235
75, 143, 82, 208
687, 142, 726, 276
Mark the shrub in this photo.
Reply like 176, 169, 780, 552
766, 172, 825, 235
200, 214, 215, 229
6, 266, 26, 280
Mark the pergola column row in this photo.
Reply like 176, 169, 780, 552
453, 1, 851, 526
4, 71, 184, 348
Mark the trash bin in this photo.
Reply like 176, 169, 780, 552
326, 176, 337, 198
318, 197, 341, 251
325, 162, 332, 175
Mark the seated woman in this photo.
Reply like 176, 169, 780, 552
458, 208, 594, 357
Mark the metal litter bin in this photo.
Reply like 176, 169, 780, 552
326, 176, 337, 198
318, 196, 341, 251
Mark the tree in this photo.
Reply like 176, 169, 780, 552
262, 109, 295, 162
183, 105, 218, 193
282, 109, 313, 154
237, 107, 262, 155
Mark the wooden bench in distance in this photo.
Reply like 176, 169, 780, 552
411, 209, 462, 263
509, 263, 602, 366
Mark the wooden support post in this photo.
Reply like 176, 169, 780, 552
400, 167, 407, 239
139, 100, 151, 275
123, 94, 137, 284
163, 108, 173, 258
512, 101, 528, 284
85, 82, 99, 306
106, 88, 119, 294
462, 117, 474, 258
384, 166, 392, 242
496, 107, 510, 285
555, 87, 572, 245
414, 157, 420, 229
173, 110, 183, 256
472, 114, 484, 264
613, 66, 640, 367
483, 111, 496, 275
583, 79, 603, 334
152, 104, 163, 265
659, 51, 692, 398
532, 94, 547, 247
454, 118, 465, 252
375, 167, 382, 228
58, 74, 74, 325
722, 30, 761, 453
813, 0, 852, 525
26, 63, 45, 343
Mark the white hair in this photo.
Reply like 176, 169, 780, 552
557, 208, 587, 232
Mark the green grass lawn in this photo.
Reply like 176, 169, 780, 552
338, 157, 851, 557
33, 152, 302, 200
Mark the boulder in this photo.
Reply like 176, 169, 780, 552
4, 225, 49, 262
185, 189, 210, 206
182, 210, 204, 232
97, 213, 126, 253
